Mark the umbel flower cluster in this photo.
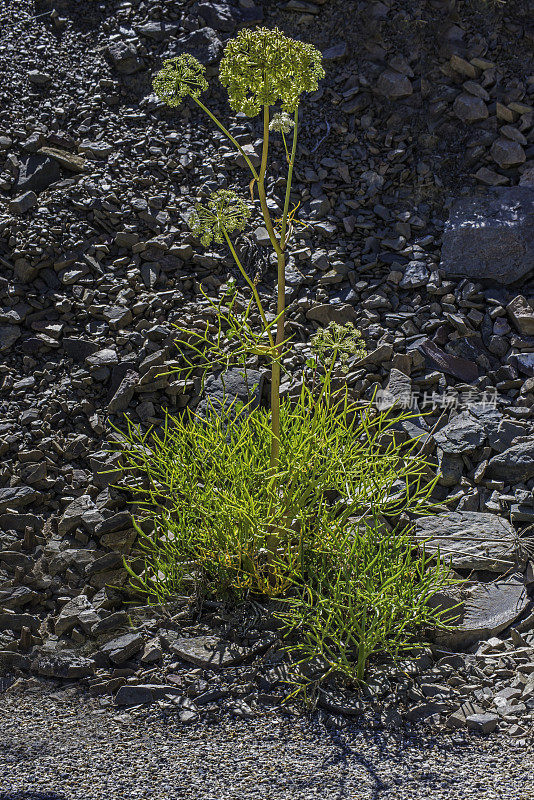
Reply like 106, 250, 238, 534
188, 190, 251, 247
152, 53, 208, 107
219, 26, 325, 116
152, 26, 325, 117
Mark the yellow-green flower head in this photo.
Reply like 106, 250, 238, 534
188, 190, 251, 247
219, 27, 325, 117
153, 54, 208, 107
269, 112, 295, 133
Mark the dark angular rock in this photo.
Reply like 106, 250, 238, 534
137, 21, 180, 40
0, 325, 21, 352
63, 337, 99, 361
434, 412, 486, 454
0, 610, 40, 633
418, 339, 478, 382
106, 40, 143, 74
197, 2, 239, 32
466, 713, 499, 734
196, 368, 264, 420
440, 188, 534, 285
486, 441, 534, 482
115, 683, 181, 705
31, 651, 95, 679
0, 486, 41, 512
164, 28, 223, 66
9, 191, 37, 214
16, 154, 61, 194
54, 595, 96, 637
100, 632, 144, 664
160, 632, 270, 669
58, 495, 96, 535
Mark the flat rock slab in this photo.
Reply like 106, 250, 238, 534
31, 651, 95, 679
414, 511, 527, 573
196, 368, 264, 420
440, 187, 534, 285
429, 576, 529, 648
486, 440, 534, 483
417, 339, 478, 382
162, 633, 269, 669
434, 411, 486, 454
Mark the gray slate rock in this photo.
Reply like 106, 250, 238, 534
486, 441, 534, 482
100, 633, 144, 664
0, 610, 40, 633
429, 576, 529, 647
16, 154, 61, 194
0, 325, 21, 352
54, 595, 97, 637
115, 683, 181, 706
9, 191, 37, 214
440, 188, 534, 285
107, 369, 139, 412
161, 632, 268, 669
31, 651, 95, 678
399, 260, 429, 289
0, 486, 40, 512
414, 511, 528, 573
58, 495, 96, 535
165, 27, 223, 66
137, 21, 180, 40
197, 2, 239, 32
107, 40, 143, 74
196, 368, 264, 420
434, 412, 486, 454
466, 713, 499, 734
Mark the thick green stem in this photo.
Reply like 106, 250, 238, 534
269, 249, 286, 471
257, 105, 283, 256
222, 229, 274, 350
280, 106, 299, 250
194, 98, 260, 182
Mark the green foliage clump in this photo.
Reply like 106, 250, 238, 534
188, 189, 251, 247
152, 54, 208, 107
219, 26, 325, 116
115, 386, 454, 688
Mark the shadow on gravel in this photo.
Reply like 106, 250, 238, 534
320, 727, 462, 799
0, 794, 68, 800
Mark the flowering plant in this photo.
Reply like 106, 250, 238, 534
152, 27, 329, 471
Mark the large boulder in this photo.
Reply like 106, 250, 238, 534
440, 187, 534, 285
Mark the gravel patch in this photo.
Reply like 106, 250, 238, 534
0, 683, 532, 800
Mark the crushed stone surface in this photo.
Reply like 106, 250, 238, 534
0, 685, 532, 800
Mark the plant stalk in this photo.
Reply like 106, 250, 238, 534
222, 230, 274, 350
194, 98, 260, 182
280, 105, 299, 250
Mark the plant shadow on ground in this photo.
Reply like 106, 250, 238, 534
318, 726, 464, 799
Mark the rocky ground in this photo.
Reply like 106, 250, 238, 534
0, 680, 533, 800
0, 0, 534, 766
